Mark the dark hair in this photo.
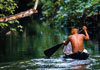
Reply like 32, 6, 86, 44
71, 26, 79, 29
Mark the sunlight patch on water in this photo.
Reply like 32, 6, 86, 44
0, 66, 10, 69
31, 58, 63, 62
29, 58, 92, 69
29, 68, 67, 70
55, 60, 90, 67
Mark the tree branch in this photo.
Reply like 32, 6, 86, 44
0, 0, 39, 22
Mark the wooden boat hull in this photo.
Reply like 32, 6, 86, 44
63, 51, 89, 60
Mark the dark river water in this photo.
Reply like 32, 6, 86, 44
0, 21, 100, 70
0, 55, 100, 70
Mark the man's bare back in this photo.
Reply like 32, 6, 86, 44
69, 34, 85, 52
62, 26, 90, 53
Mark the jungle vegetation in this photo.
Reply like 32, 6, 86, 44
0, 0, 100, 40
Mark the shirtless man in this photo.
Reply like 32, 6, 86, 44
62, 26, 90, 55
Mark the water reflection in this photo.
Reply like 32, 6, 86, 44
0, 23, 65, 62
1, 22, 99, 62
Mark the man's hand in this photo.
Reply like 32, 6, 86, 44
83, 26, 87, 31
83, 26, 90, 40
62, 41, 66, 44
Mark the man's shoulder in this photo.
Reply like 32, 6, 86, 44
79, 34, 84, 36
68, 35, 73, 38
68, 35, 73, 37
79, 34, 85, 37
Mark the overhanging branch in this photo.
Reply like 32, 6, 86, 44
0, 0, 39, 22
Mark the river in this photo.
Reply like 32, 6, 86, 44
0, 55, 100, 70
0, 21, 100, 70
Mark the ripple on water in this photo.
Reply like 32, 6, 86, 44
29, 58, 92, 68
0, 58, 93, 70
31, 58, 63, 62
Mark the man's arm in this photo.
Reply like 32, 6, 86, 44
83, 26, 90, 40
62, 37, 70, 45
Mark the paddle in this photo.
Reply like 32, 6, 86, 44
44, 43, 63, 58
44, 29, 83, 58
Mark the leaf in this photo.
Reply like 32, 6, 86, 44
0, 4, 3, 9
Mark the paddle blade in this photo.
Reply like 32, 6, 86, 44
44, 43, 63, 58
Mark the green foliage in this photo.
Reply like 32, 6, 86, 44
0, 23, 8, 28
40, 0, 100, 28
0, 0, 18, 15
1, 0, 100, 31
0, 0, 23, 32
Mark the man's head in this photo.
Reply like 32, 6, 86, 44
71, 27, 79, 34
